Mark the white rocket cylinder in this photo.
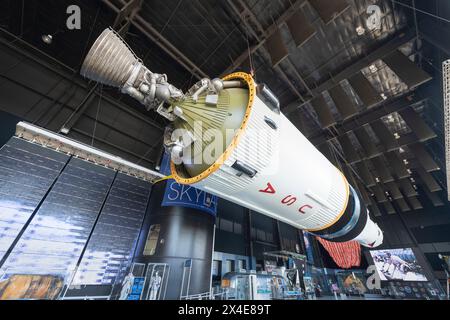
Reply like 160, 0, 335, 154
171, 73, 383, 248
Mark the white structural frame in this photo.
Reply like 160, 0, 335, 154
15, 122, 164, 183
443, 60, 450, 201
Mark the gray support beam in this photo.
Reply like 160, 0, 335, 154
383, 201, 397, 214
415, 167, 442, 192
59, 84, 98, 133
224, 0, 306, 101
265, 29, 289, 67
310, 93, 425, 146
308, 0, 350, 24
285, 29, 416, 115
423, 188, 444, 207
408, 143, 440, 172
337, 133, 360, 163
222, 0, 308, 76
398, 178, 418, 197
419, 18, 450, 56
0, 29, 164, 131
113, 0, 143, 35
372, 184, 388, 203
354, 126, 382, 159
286, 8, 316, 48
370, 120, 398, 152
369, 201, 382, 217
395, 198, 411, 212
383, 50, 432, 89
328, 84, 358, 120
355, 161, 376, 187
102, 0, 208, 80
385, 181, 403, 199
371, 156, 394, 183
348, 72, 383, 109
385, 151, 410, 179
398, 107, 437, 142
310, 95, 336, 128
407, 196, 423, 210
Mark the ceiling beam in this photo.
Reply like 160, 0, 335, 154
221, 0, 308, 77
309, 92, 426, 145
102, 0, 208, 80
419, 18, 450, 56
222, 0, 306, 102
284, 28, 417, 115
0, 29, 164, 131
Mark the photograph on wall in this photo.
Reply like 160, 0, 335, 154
0, 274, 64, 300
341, 274, 367, 294
370, 248, 428, 281
143, 224, 161, 256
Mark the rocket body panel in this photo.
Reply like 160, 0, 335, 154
171, 77, 383, 248
191, 95, 349, 232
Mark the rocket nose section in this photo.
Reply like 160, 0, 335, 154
354, 219, 384, 248
364, 227, 383, 248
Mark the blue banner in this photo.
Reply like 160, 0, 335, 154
160, 153, 218, 216
303, 232, 315, 265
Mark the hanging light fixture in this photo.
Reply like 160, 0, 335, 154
41, 34, 53, 44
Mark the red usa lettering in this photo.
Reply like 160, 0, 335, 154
259, 182, 313, 215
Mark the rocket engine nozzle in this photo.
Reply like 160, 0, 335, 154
81, 28, 184, 113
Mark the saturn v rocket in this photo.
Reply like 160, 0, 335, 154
81, 29, 383, 248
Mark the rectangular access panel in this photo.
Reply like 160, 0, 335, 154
371, 156, 394, 183
395, 198, 411, 212
310, 95, 336, 128
337, 133, 360, 163
385, 181, 403, 200
408, 143, 440, 172
423, 188, 444, 207
407, 196, 423, 210
329, 84, 359, 120
318, 142, 337, 166
348, 72, 383, 109
369, 201, 382, 217
384, 151, 410, 179
372, 184, 388, 203
370, 120, 398, 152
383, 50, 432, 89
355, 161, 376, 187
354, 126, 381, 159
265, 28, 289, 67
0, 137, 70, 262
308, 0, 349, 24
355, 181, 371, 204
398, 178, 418, 197
286, 8, 316, 47
398, 107, 436, 142
383, 201, 396, 214
415, 167, 442, 192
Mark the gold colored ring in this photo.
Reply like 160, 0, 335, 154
171, 72, 256, 185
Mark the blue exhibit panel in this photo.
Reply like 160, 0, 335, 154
0, 137, 69, 262
72, 173, 152, 285
0, 157, 115, 279
159, 153, 217, 216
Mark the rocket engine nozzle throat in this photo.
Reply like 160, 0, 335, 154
81, 29, 384, 248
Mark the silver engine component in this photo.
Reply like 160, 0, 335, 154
81, 28, 184, 111
80, 29, 246, 159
